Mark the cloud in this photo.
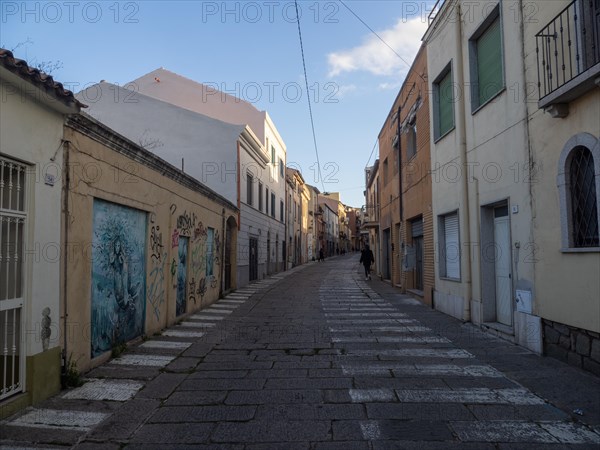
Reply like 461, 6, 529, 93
327, 17, 427, 77
336, 84, 357, 98
378, 81, 403, 91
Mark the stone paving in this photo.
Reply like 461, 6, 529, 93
1, 255, 600, 449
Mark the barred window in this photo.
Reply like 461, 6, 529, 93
558, 133, 600, 251
0, 157, 27, 301
569, 147, 599, 247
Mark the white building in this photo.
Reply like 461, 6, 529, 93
128, 68, 288, 275
78, 83, 283, 288
0, 49, 82, 415
424, 0, 539, 352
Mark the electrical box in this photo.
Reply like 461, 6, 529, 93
516, 289, 533, 314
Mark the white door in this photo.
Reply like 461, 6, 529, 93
494, 211, 512, 326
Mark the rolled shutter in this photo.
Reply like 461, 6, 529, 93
444, 214, 460, 279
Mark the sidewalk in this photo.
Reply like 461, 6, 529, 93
1, 254, 599, 448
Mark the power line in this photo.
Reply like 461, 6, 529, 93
338, 0, 426, 82
294, 0, 325, 192
365, 137, 378, 168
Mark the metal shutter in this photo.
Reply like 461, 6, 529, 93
444, 214, 460, 279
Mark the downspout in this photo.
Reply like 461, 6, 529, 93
397, 102, 403, 288
455, 2, 473, 322
220, 207, 225, 297
61, 139, 70, 376
284, 176, 288, 271
236, 141, 241, 231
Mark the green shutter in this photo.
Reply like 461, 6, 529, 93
477, 18, 502, 106
438, 71, 453, 137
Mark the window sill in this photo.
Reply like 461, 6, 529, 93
439, 276, 461, 283
434, 127, 455, 144
471, 87, 506, 116
561, 247, 600, 253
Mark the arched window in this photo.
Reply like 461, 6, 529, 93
570, 147, 599, 247
558, 133, 600, 250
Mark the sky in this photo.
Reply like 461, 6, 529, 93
2, 0, 436, 208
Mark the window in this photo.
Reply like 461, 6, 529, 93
280, 200, 284, 222
266, 188, 269, 215
433, 64, 455, 140
470, 7, 504, 110
271, 193, 276, 218
271, 145, 276, 164
279, 157, 284, 177
570, 148, 599, 247
246, 171, 253, 206
558, 133, 600, 250
439, 212, 460, 279
407, 116, 417, 160
383, 158, 389, 185
0, 156, 27, 302
258, 182, 263, 211
206, 227, 214, 276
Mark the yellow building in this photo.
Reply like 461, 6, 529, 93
524, 0, 600, 373
62, 113, 238, 373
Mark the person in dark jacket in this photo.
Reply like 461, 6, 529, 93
359, 244, 374, 280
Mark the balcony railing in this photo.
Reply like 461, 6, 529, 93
536, 0, 600, 100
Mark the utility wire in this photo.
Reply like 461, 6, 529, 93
294, 0, 325, 192
338, 0, 426, 82
365, 137, 378, 168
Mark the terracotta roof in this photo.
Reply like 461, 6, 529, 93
0, 48, 85, 109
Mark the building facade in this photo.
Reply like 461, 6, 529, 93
128, 69, 287, 277
0, 49, 82, 416
62, 113, 237, 373
78, 83, 276, 288
424, 0, 538, 351
524, 0, 600, 372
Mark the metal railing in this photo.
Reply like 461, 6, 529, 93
428, 0, 448, 26
1, 156, 27, 401
536, 0, 600, 99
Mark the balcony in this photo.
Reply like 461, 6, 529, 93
536, 0, 600, 117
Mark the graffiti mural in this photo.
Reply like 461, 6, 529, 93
177, 211, 197, 236
176, 236, 189, 316
206, 228, 215, 277
91, 199, 146, 358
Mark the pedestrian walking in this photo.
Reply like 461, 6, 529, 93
359, 244, 374, 280
319, 248, 325, 262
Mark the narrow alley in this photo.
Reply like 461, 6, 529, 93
2, 254, 600, 448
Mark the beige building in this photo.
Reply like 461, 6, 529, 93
523, 0, 600, 373
62, 113, 238, 373
285, 168, 309, 267
363, 161, 381, 271
424, 0, 538, 351
306, 185, 324, 260
0, 49, 82, 417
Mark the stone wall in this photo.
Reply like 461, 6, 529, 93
543, 319, 600, 376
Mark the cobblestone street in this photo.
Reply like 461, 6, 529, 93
2, 254, 600, 449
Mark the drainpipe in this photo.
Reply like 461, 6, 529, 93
61, 139, 70, 375
397, 101, 403, 288
455, 2, 472, 322
220, 207, 225, 297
